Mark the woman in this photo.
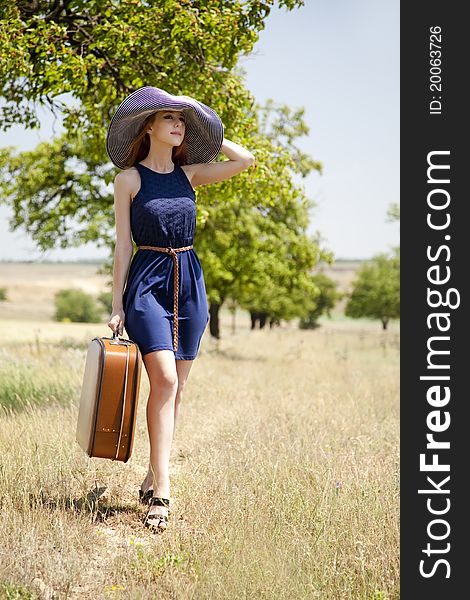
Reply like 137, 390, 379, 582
105, 87, 254, 532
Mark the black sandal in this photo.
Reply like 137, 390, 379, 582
139, 487, 153, 505
143, 497, 171, 532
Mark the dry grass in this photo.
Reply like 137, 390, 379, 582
0, 260, 361, 322
0, 312, 399, 599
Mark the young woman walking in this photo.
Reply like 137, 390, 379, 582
105, 87, 254, 532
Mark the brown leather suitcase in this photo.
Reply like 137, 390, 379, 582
76, 331, 143, 462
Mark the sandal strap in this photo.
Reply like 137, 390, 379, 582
147, 514, 168, 523
150, 496, 170, 508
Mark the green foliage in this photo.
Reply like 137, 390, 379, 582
54, 288, 103, 323
195, 100, 332, 319
386, 203, 400, 223
231, 226, 329, 323
0, 287, 7, 300
97, 290, 113, 314
256, 98, 323, 177
299, 272, 341, 329
0, 1, 304, 137
0, 1, 309, 248
345, 249, 400, 330
0, 138, 115, 250
0, 581, 35, 599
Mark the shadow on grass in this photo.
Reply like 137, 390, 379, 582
29, 485, 142, 521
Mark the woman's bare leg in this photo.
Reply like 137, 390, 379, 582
141, 358, 195, 485
141, 349, 178, 526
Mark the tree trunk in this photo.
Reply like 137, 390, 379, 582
209, 302, 221, 339
381, 317, 389, 330
250, 311, 258, 330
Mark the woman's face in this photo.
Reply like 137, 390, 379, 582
147, 110, 186, 146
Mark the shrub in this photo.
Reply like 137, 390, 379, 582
0, 287, 7, 301
98, 290, 113, 314
54, 288, 103, 323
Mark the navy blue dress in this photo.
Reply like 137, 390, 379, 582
122, 162, 210, 360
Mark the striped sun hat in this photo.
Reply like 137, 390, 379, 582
106, 86, 224, 169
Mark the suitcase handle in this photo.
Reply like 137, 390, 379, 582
105, 330, 134, 347
115, 343, 130, 460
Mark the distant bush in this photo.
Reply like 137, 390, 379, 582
98, 290, 113, 314
54, 288, 103, 323
0, 287, 7, 301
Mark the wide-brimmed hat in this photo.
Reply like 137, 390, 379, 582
106, 86, 224, 169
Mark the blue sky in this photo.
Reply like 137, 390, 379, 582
0, 0, 399, 261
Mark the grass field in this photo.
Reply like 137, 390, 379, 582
0, 262, 399, 599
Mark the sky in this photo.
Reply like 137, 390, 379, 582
0, 0, 399, 262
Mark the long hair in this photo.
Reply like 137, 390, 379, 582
124, 111, 188, 168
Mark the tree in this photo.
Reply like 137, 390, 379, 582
1, 1, 304, 138
196, 191, 328, 338
1, 1, 304, 252
236, 234, 324, 329
345, 249, 400, 330
298, 273, 341, 329
195, 99, 332, 336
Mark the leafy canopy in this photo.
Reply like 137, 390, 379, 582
345, 249, 400, 330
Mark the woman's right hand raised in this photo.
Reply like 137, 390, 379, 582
108, 308, 125, 336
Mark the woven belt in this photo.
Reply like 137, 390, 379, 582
138, 245, 193, 352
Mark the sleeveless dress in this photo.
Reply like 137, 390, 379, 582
122, 162, 210, 360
